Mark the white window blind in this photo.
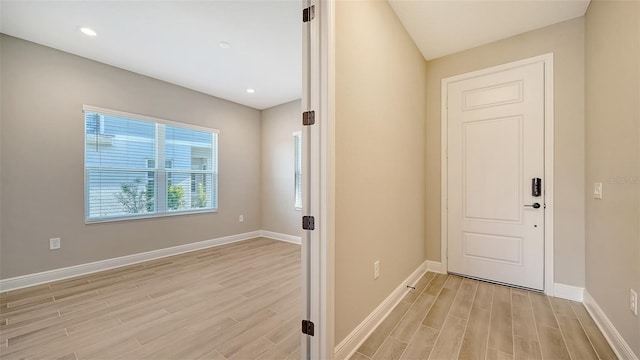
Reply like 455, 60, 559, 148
294, 131, 302, 210
84, 106, 218, 222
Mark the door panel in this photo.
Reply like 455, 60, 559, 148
448, 61, 545, 290
464, 116, 522, 222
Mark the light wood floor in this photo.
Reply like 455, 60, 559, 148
350, 272, 617, 360
0, 237, 301, 360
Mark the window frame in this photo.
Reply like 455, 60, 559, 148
83, 105, 219, 224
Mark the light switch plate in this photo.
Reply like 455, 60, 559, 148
593, 182, 603, 199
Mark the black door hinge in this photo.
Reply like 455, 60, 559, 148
302, 319, 315, 336
303, 5, 315, 23
302, 215, 315, 230
302, 110, 315, 126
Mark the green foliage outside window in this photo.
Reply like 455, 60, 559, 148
194, 183, 207, 208
115, 178, 150, 214
168, 185, 185, 210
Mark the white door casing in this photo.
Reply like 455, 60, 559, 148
303, 0, 335, 359
442, 55, 554, 292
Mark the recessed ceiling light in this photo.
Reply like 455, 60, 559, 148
246, 88, 256, 94
219, 42, 232, 49
80, 27, 97, 37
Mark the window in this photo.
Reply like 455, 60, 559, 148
84, 106, 218, 222
85, 113, 104, 134
294, 131, 302, 210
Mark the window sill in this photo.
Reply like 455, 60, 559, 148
85, 208, 218, 224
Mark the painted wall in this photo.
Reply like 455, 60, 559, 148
0, 35, 262, 278
335, 0, 427, 343
425, 17, 586, 287
261, 99, 302, 237
585, 0, 640, 355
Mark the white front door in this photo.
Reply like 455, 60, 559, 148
447, 61, 545, 290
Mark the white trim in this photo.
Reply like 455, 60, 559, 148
553, 283, 584, 302
0, 230, 298, 292
319, 0, 336, 358
82, 104, 220, 134
583, 290, 640, 360
440, 53, 555, 295
259, 230, 302, 245
426, 260, 445, 274
333, 261, 428, 360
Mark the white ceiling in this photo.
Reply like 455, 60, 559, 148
389, 0, 590, 60
0, 1, 302, 110
1, 1, 590, 110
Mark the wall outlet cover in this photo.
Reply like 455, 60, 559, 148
49, 238, 61, 250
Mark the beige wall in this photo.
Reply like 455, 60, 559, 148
260, 99, 302, 236
0, 35, 262, 278
585, 0, 640, 354
335, 0, 427, 343
425, 17, 586, 287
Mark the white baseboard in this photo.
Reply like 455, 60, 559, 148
0, 230, 285, 292
583, 291, 639, 360
333, 260, 429, 360
259, 230, 302, 245
426, 260, 444, 274
553, 283, 584, 302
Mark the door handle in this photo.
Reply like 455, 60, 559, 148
524, 203, 541, 209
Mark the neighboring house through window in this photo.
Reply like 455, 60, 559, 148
84, 105, 218, 222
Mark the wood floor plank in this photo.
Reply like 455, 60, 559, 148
256, 331, 299, 360
450, 279, 478, 319
487, 347, 514, 360
284, 348, 301, 360
569, 301, 617, 360
536, 325, 570, 360
351, 352, 372, 360
371, 336, 408, 360
265, 316, 299, 344
195, 349, 227, 360
458, 306, 491, 360
422, 287, 457, 330
472, 281, 494, 310
357, 301, 412, 357
391, 293, 437, 342
513, 336, 542, 360
443, 275, 464, 290
512, 293, 537, 341
555, 315, 598, 360
227, 336, 273, 360
548, 297, 577, 319
403, 272, 435, 304
429, 316, 467, 359
398, 325, 438, 360
428, 315, 467, 359
487, 286, 513, 355
424, 274, 449, 297
529, 293, 558, 329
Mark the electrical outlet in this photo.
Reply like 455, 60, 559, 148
239, 215, 244, 223
374, 260, 380, 279
49, 238, 61, 250
630, 289, 638, 316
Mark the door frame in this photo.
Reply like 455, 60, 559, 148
303, 0, 336, 358
440, 53, 555, 296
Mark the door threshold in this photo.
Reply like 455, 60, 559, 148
447, 271, 544, 294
